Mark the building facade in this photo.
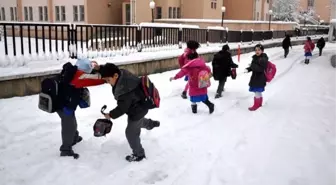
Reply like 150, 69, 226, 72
299, 0, 336, 22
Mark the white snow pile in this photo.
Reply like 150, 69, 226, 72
0, 43, 335, 185
139, 22, 200, 29
158, 19, 299, 25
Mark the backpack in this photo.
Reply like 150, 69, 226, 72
93, 105, 113, 137
264, 61, 277, 83
38, 76, 60, 113
141, 75, 160, 109
198, 69, 211, 88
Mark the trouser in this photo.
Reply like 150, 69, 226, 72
319, 48, 323, 56
284, 48, 289, 57
57, 110, 79, 152
254, 92, 263, 98
216, 78, 227, 94
126, 117, 155, 156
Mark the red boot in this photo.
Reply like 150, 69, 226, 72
260, 97, 263, 107
248, 97, 262, 111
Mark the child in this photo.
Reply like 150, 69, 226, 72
99, 63, 160, 162
304, 37, 315, 64
212, 44, 238, 98
317, 37, 325, 56
282, 35, 292, 58
57, 59, 105, 159
170, 52, 214, 114
245, 44, 268, 111
178, 40, 201, 99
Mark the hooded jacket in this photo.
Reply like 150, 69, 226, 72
212, 46, 238, 81
108, 69, 148, 121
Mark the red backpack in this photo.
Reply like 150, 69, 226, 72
141, 75, 160, 109
265, 61, 277, 82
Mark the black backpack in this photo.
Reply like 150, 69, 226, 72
38, 76, 60, 113
140, 75, 160, 109
93, 105, 113, 137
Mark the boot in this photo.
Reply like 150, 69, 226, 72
260, 97, 263, 107
145, 120, 160, 130
60, 150, 80, 159
125, 154, 146, 162
191, 104, 197, 114
181, 91, 187, 99
72, 136, 83, 146
248, 97, 262, 111
203, 99, 214, 114
215, 93, 222, 99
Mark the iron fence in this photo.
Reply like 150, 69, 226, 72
0, 22, 329, 59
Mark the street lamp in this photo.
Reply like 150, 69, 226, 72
149, 1, 155, 23
221, 6, 226, 27
268, 10, 273, 31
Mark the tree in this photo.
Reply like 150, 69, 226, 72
272, 0, 301, 22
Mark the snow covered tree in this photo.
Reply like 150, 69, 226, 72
272, 0, 301, 22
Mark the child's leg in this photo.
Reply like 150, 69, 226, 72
191, 102, 197, 114
202, 96, 215, 114
255, 92, 262, 98
184, 81, 189, 92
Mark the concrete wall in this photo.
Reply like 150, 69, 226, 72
0, 37, 325, 99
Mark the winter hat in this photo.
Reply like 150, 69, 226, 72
75, 58, 93, 74
254, 44, 264, 51
99, 63, 121, 78
222, 44, 230, 51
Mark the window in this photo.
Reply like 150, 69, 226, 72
38, 6, 43, 21
38, 6, 48, 21
0, 8, 2, 21
125, 4, 131, 25
308, 0, 314, 7
73, 6, 78, 21
10, 7, 14, 21
1, 7, 6, 21
168, 7, 172, 18
156, 7, 162, 19
61, 6, 65, 21
44, 6, 48, 21
257, 12, 259, 20
177, 7, 181, 18
14, 7, 17, 21
55, 6, 60, 21
173, 7, 176, 18
79, 5, 85, 21
24, 7, 33, 21
211, 0, 217, 9
267, 0, 269, 3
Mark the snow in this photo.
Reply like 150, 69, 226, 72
207, 26, 226, 31
0, 43, 335, 185
331, 19, 336, 24
158, 19, 299, 25
0, 34, 328, 79
139, 22, 200, 29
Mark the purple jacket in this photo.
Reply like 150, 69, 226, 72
174, 57, 211, 96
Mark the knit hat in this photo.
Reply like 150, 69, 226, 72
75, 58, 93, 74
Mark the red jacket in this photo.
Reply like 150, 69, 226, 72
304, 41, 315, 53
71, 70, 105, 88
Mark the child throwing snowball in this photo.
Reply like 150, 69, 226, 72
178, 40, 201, 99
170, 52, 214, 114
245, 44, 268, 111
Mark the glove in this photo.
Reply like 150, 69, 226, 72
79, 100, 89, 109
63, 107, 74, 116
244, 69, 249, 73
169, 77, 175, 81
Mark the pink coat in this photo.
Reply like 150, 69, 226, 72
178, 48, 194, 68
304, 40, 315, 53
174, 58, 211, 96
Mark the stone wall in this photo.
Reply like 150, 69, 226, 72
0, 38, 324, 99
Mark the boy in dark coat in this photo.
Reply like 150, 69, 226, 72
99, 63, 160, 162
57, 60, 105, 159
282, 35, 292, 58
245, 44, 268, 111
212, 44, 238, 98
317, 37, 326, 56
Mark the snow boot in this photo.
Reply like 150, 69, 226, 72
145, 120, 160, 130
203, 99, 215, 114
215, 93, 222, 99
304, 59, 310, 64
181, 91, 187, 99
191, 104, 197, 114
60, 150, 80, 159
125, 154, 146, 162
248, 97, 262, 111
72, 135, 83, 146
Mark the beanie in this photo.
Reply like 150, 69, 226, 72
75, 58, 93, 74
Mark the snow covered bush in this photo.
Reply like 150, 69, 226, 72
272, 0, 300, 22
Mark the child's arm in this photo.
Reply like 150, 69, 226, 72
173, 68, 188, 80
250, 58, 268, 72
71, 70, 105, 88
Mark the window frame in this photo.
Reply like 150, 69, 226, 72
79, 5, 85, 21
73, 5, 78, 22
61, 6, 66, 21
168, 7, 172, 18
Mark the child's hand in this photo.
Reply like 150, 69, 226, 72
169, 77, 174, 81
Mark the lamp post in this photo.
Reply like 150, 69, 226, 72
149, 1, 155, 23
268, 10, 273, 31
221, 6, 226, 27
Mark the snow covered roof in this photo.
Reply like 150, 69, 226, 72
139, 22, 200, 29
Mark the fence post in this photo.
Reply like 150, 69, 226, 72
271, 29, 274, 40
178, 26, 182, 49
226, 27, 229, 44
251, 29, 254, 44
206, 29, 209, 46
240, 29, 243, 45
136, 25, 142, 52
262, 31, 264, 42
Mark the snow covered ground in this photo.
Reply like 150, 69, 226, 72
0, 34, 327, 78
0, 43, 335, 185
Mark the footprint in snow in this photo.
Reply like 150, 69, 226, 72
143, 170, 169, 184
